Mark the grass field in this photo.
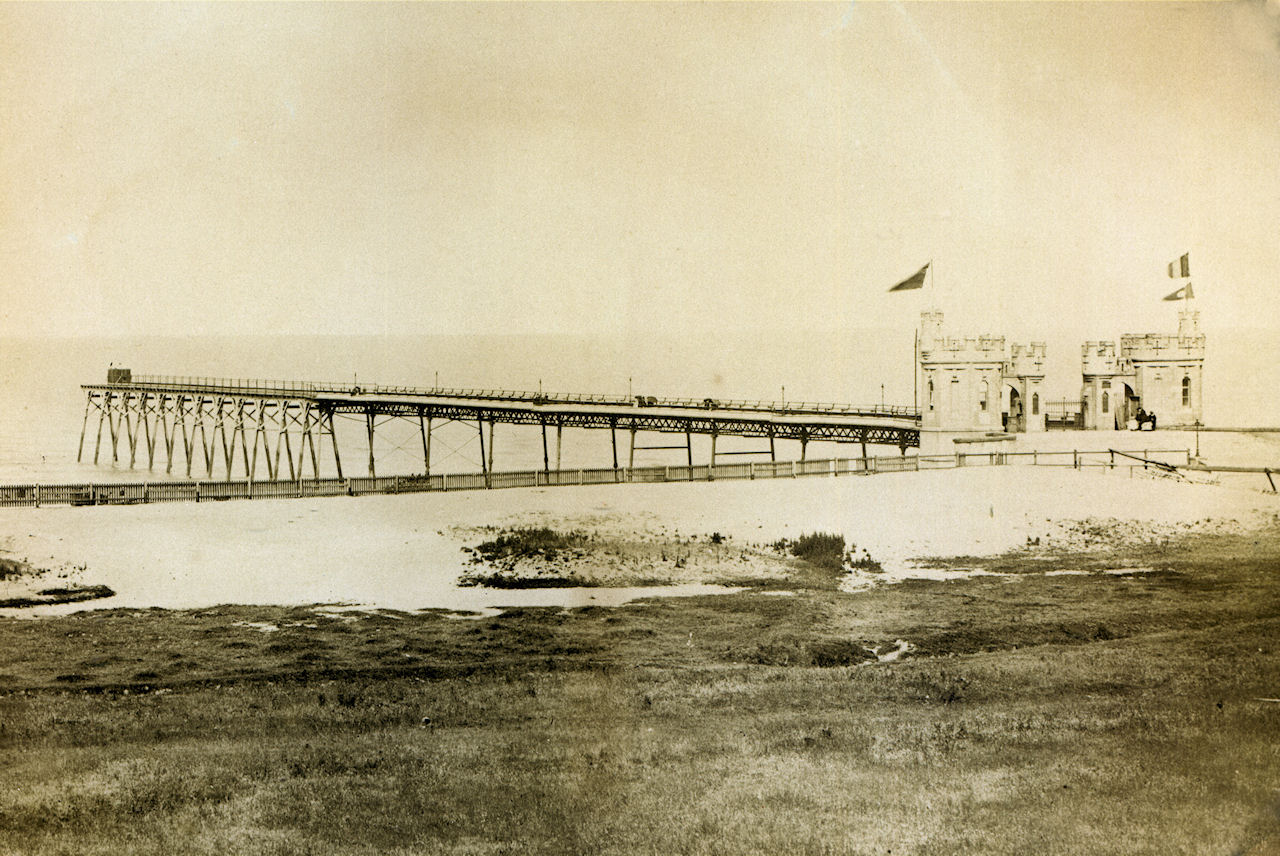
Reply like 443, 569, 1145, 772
2, 522, 1279, 855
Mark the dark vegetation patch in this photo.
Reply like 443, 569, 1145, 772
0, 557, 31, 580
465, 527, 590, 566
771, 532, 882, 575
459, 527, 597, 588
0, 585, 115, 609
732, 635, 876, 667
460, 573, 598, 589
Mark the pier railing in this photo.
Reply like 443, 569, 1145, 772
0, 449, 1192, 508
112, 374, 919, 418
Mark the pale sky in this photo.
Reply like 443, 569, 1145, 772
2, 1, 1278, 340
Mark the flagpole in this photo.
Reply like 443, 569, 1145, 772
913, 327, 918, 413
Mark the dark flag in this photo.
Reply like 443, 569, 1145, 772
1163, 282, 1194, 301
889, 263, 929, 292
1167, 253, 1190, 278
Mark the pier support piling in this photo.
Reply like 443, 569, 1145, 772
541, 420, 550, 474
328, 410, 343, 480
77, 397, 91, 463
93, 398, 106, 465
487, 420, 495, 476
478, 415, 489, 488
420, 410, 431, 475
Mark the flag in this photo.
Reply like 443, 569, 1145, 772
1163, 282, 1194, 301
1167, 253, 1190, 278
889, 263, 929, 292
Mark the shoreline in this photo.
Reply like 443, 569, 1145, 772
2, 463, 1278, 616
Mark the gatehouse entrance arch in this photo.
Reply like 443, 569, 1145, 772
1003, 384, 1023, 433
1120, 382, 1138, 429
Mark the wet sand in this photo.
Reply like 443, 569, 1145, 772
1, 462, 1276, 615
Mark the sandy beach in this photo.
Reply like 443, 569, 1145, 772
2, 450, 1277, 615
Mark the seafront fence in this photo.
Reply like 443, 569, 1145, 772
0, 448, 1192, 508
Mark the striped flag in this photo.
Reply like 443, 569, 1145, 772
1163, 282, 1194, 301
889, 263, 929, 292
1167, 253, 1190, 278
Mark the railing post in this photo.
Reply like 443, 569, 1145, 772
33, 485, 40, 508
1073, 450, 1079, 469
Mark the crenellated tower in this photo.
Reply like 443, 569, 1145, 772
918, 312, 1007, 433
1079, 341, 1135, 430
1005, 342, 1047, 432
1119, 309, 1205, 427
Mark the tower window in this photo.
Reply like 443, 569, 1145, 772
1182, 375, 1191, 407
1102, 392, 1109, 413
979, 380, 989, 412
927, 379, 934, 412
1031, 393, 1040, 415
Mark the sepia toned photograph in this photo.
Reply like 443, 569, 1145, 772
2, 2, 1279, 853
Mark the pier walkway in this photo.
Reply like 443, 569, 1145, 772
79, 373, 922, 481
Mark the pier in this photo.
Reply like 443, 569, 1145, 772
77, 372, 922, 481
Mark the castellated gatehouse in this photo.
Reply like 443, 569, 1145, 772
917, 309, 1205, 448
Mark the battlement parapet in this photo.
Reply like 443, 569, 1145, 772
920, 335, 1006, 364
1006, 342, 1047, 377
1120, 333, 1206, 363
1082, 341, 1115, 357
1081, 340, 1129, 377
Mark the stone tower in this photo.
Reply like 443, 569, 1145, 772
1080, 309, 1205, 429
1120, 309, 1205, 427
1005, 343, 1047, 432
1080, 341, 1133, 430
918, 311, 1007, 434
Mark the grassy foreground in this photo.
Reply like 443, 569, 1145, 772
2, 527, 1280, 855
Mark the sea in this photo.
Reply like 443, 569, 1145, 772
2, 327, 1277, 485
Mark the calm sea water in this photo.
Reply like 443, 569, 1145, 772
1, 328, 1275, 484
